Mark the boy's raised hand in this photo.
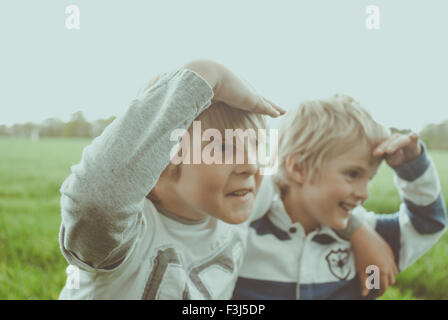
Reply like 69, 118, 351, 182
184, 60, 286, 118
373, 132, 422, 167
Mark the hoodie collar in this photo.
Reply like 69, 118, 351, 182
266, 182, 349, 243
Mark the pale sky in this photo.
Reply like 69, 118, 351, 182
0, 0, 447, 132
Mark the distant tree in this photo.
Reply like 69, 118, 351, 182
390, 127, 412, 135
40, 118, 65, 137
2, 112, 117, 139
63, 111, 92, 138
420, 120, 448, 150
0, 125, 9, 136
91, 116, 116, 137
10, 122, 39, 138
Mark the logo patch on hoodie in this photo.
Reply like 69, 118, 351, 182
325, 249, 350, 280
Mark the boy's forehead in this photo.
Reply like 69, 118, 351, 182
329, 144, 381, 170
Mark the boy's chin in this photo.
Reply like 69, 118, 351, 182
219, 209, 251, 225
330, 218, 349, 231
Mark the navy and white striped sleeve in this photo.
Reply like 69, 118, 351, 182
391, 143, 446, 271
355, 144, 447, 271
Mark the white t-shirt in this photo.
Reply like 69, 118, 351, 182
60, 199, 249, 299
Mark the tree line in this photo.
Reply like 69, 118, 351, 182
419, 121, 448, 150
1, 112, 447, 150
0, 111, 116, 139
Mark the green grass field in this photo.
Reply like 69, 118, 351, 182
0, 137, 447, 299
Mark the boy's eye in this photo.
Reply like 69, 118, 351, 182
347, 170, 359, 179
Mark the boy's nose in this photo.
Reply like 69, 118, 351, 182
234, 162, 258, 176
354, 182, 369, 204
232, 143, 258, 175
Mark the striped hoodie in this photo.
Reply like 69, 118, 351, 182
233, 145, 446, 299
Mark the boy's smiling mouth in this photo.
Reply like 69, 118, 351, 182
226, 188, 253, 198
339, 202, 357, 214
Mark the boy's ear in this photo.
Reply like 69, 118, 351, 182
285, 154, 307, 184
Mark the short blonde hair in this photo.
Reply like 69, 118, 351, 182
275, 94, 390, 190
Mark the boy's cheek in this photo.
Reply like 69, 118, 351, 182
254, 173, 263, 194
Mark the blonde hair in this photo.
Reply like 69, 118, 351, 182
275, 94, 390, 190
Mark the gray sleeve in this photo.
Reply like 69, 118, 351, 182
334, 214, 363, 240
59, 69, 213, 270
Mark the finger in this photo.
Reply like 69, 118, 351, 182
373, 147, 385, 157
387, 267, 397, 286
389, 272, 396, 286
241, 94, 279, 117
375, 134, 402, 155
376, 135, 408, 158
405, 132, 422, 156
262, 97, 287, 115
360, 274, 370, 297
393, 262, 399, 276
378, 276, 388, 297
257, 96, 282, 117
409, 132, 419, 141
373, 134, 399, 157
258, 96, 282, 117
236, 77, 283, 117
384, 134, 415, 154
408, 132, 420, 149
